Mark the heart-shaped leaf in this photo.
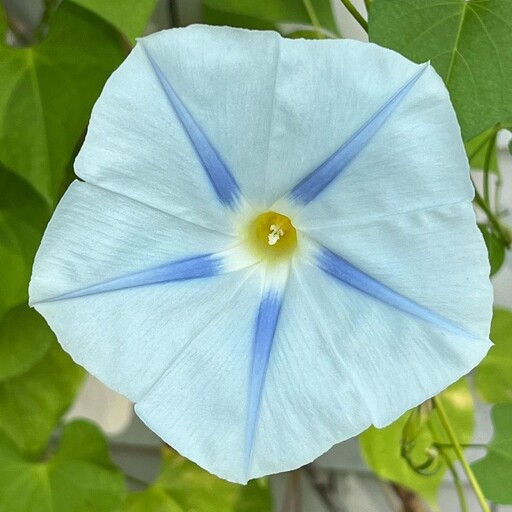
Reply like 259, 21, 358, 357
0, 420, 126, 512
369, 0, 512, 140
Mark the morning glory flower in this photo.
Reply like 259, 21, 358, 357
29, 25, 493, 484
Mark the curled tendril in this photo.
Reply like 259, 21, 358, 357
400, 400, 443, 476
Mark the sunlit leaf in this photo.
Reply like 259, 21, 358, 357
472, 404, 512, 504
70, 0, 159, 42
0, 1, 124, 204
476, 308, 512, 404
369, 0, 512, 140
204, 0, 339, 36
0, 420, 126, 512
359, 379, 474, 506
0, 340, 84, 454
121, 446, 272, 512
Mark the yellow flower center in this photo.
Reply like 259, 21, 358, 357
247, 211, 297, 261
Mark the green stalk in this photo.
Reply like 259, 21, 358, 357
435, 443, 488, 450
445, 455, 469, 512
482, 132, 497, 206
472, 181, 511, 248
433, 396, 490, 512
428, 422, 468, 512
467, 124, 511, 247
339, 0, 368, 32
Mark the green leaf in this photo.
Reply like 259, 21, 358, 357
472, 404, 512, 504
121, 447, 272, 512
0, 164, 49, 316
0, 304, 53, 381
0, 420, 126, 512
466, 128, 499, 173
0, 1, 124, 204
478, 224, 506, 277
203, 0, 339, 36
234, 478, 272, 512
0, 339, 85, 454
204, 7, 277, 32
369, 0, 512, 141
476, 308, 512, 404
69, 0, 159, 42
359, 379, 474, 505
287, 29, 323, 39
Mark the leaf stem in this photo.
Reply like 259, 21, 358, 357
472, 180, 511, 248
434, 442, 488, 450
482, 132, 497, 206
445, 459, 469, 512
364, 0, 372, 13
467, 124, 511, 247
338, 0, 368, 32
302, 0, 325, 38
428, 421, 469, 512
433, 396, 490, 512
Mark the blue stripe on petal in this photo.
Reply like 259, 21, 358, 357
35, 253, 222, 303
316, 246, 475, 338
245, 290, 282, 475
142, 45, 242, 209
290, 65, 428, 205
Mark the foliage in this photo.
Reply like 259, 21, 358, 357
121, 447, 272, 512
476, 308, 512, 404
472, 405, 512, 504
478, 224, 506, 277
359, 380, 474, 506
0, 164, 50, 316
203, 0, 340, 37
369, 0, 512, 142
466, 128, 499, 174
69, 0, 159, 43
0, 420, 126, 512
0, 2, 125, 205
0, 339, 84, 455
0, 0, 511, 510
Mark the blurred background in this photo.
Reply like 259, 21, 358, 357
1, 0, 511, 511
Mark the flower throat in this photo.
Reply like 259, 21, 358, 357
248, 211, 297, 261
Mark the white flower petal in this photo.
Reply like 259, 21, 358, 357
135, 267, 264, 483
294, 63, 472, 224
250, 257, 490, 478
302, 202, 492, 339
30, 181, 236, 303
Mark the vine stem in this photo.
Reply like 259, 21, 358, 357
427, 421, 468, 512
472, 181, 511, 248
338, 0, 368, 32
482, 131, 497, 206
433, 396, 490, 512
445, 460, 469, 512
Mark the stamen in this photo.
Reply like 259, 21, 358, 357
268, 225, 284, 246
247, 211, 297, 261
